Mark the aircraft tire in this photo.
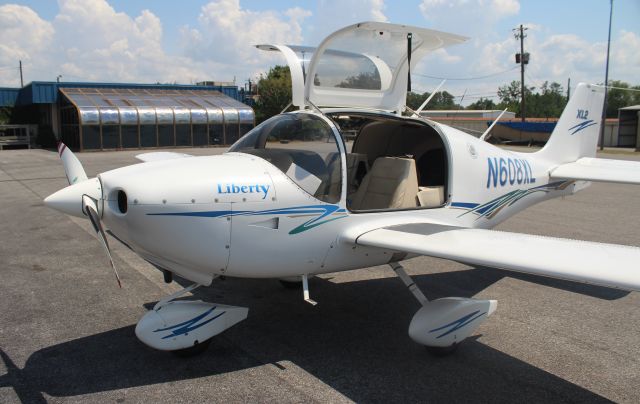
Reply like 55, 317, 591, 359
425, 343, 458, 357
171, 338, 212, 357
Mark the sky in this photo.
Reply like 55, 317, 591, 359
0, 0, 638, 104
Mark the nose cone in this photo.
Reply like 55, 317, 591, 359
45, 177, 102, 218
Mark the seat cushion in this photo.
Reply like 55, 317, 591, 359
416, 186, 444, 207
351, 157, 419, 210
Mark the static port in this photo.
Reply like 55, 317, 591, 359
117, 190, 128, 214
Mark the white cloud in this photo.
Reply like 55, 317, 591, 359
0, 4, 54, 85
419, 0, 519, 35
425, 48, 462, 64
0, 0, 312, 86
310, 0, 387, 42
490, 0, 520, 18
458, 26, 640, 104
49, 0, 194, 83
369, 0, 388, 22
413, 0, 637, 104
0, 0, 203, 85
182, 0, 312, 69
611, 30, 640, 75
0, 0, 637, 103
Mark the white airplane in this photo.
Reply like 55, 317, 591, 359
45, 22, 640, 357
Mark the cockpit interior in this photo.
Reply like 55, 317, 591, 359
229, 112, 449, 212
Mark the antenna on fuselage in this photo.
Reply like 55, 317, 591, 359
480, 108, 509, 142
416, 79, 446, 115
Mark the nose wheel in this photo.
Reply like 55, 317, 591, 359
136, 281, 249, 356
425, 343, 459, 357
171, 338, 213, 357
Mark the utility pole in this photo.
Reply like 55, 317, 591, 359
19, 60, 23, 87
567, 78, 571, 99
599, 0, 613, 151
513, 25, 529, 122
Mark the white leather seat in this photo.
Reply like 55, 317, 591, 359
350, 157, 419, 210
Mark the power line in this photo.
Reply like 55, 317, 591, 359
413, 66, 518, 81
525, 72, 544, 89
602, 85, 640, 92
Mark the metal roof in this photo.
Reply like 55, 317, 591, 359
0, 88, 19, 107
59, 87, 254, 126
619, 105, 640, 111
3, 81, 241, 106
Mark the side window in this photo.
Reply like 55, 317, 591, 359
229, 113, 343, 204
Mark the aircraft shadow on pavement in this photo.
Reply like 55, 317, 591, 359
0, 267, 616, 402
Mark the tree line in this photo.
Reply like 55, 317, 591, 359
253, 65, 640, 123
408, 79, 640, 119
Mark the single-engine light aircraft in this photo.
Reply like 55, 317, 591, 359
45, 22, 640, 356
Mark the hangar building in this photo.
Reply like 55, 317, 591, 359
0, 81, 254, 151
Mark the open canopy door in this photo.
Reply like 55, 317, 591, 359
258, 22, 467, 112
255, 44, 309, 108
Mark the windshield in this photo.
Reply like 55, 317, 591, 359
229, 113, 343, 204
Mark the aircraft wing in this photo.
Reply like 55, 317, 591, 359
346, 223, 640, 291
135, 152, 194, 162
550, 157, 640, 185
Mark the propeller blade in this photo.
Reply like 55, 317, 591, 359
57, 142, 88, 185
82, 195, 122, 288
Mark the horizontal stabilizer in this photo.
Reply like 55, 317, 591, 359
135, 152, 193, 162
350, 224, 640, 292
550, 157, 640, 185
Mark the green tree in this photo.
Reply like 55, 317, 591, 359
429, 91, 459, 109
0, 107, 12, 125
406, 90, 460, 111
254, 65, 292, 123
406, 91, 428, 110
497, 80, 568, 118
497, 80, 532, 116
528, 81, 567, 119
336, 71, 381, 90
467, 97, 496, 110
604, 80, 640, 118
632, 85, 640, 105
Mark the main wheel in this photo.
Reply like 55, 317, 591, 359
425, 343, 459, 357
171, 338, 212, 357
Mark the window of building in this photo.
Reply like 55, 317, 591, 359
59, 87, 255, 150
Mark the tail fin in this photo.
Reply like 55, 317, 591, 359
57, 142, 88, 185
536, 83, 605, 164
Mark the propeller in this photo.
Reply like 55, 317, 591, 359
47, 143, 123, 288
82, 195, 122, 288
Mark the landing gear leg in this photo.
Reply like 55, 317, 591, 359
390, 261, 497, 356
391, 261, 458, 356
390, 261, 429, 306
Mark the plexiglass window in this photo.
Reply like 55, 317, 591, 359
229, 113, 342, 204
